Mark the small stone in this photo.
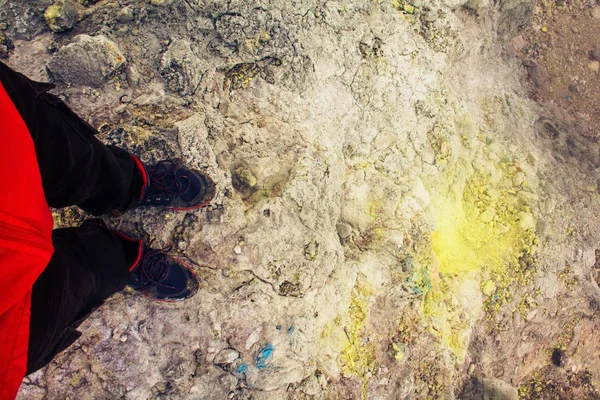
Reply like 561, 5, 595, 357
512, 35, 526, 51
117, 7, 134, 23
468, 363, 475, 374
482, 280, 496, 296
0, 23, 7, 31
304, 241, 319, 260
479, 207, 496, 223
119, 334, 128, 342
588, 61, 599, 72
526, 64, 548, 96
568, 83, 580, 93
424, 11, 438, 22
126, 65, 141, 87
517, 211, 534, 230
487, 152, 499, 161
593, 6, 600, 19
233, 168, 257, 190
214, 348, 240, 364
481, 378, 519, 400
512, 172, 525, 186
496, 223, 509, 233
590, 49, 600, 61
336, 223, 352, 239
44, 0, 79, 33
403, 4, 415, 13
233, 245, 242, 254
544, 198, 556, 214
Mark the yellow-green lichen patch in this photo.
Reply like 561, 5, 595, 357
44, 4, 62, 27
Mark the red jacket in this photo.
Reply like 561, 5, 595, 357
0, 81, 54, 398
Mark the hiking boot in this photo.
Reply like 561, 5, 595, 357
135, 159, 215, 210
128, 244, 199, 301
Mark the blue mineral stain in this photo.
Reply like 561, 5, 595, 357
287, 325, 295, 336
236, 362, 248, 375
275, 325, 281, 331
255, 344, 274, 370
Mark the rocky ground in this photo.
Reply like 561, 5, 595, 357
4, 0, 600, 399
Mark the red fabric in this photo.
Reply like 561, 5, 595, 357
0, 82, 54, 398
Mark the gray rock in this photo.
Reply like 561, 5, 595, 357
481, 378, 519, 400
461, 377, 519, 400
463, 0, 491, 12
442, 0, 470, 10
498, 0, 533, 36
44, 0, 78, 33
213, 348, 240, 365
47, 34, 126, 87
116, 7, 134, 23
525, 63, 548, 98
0, 2, 53, 40
232, 167, 257, 190
160, 40, 206, 96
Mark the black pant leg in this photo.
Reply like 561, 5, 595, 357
27, 221, 138, 374
0, 61, 143, 216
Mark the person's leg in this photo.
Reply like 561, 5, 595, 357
27, 218, 200, 374
27, 220, 140, 374
0, 62, 144, 216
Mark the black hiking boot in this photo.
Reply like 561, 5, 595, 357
136, 160, 215, 210
127, 242, 199, 301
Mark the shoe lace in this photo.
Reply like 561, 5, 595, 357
146, 161, 191, 202
135, 248, 175, 290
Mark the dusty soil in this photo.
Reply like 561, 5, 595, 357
521, 0, 600, 139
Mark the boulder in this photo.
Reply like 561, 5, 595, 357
47, 34, 126, 87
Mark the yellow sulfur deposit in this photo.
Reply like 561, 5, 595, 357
421, 159, 538, 359
339, 281, 377, 399
431, 168, 534, 277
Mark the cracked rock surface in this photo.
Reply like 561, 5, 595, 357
5, 0, 600, 398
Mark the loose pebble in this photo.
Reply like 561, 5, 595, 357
512, 172, 525, 186
517, 212, 534, 230
482, 280, 496, 296
480, 207, 496, 223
